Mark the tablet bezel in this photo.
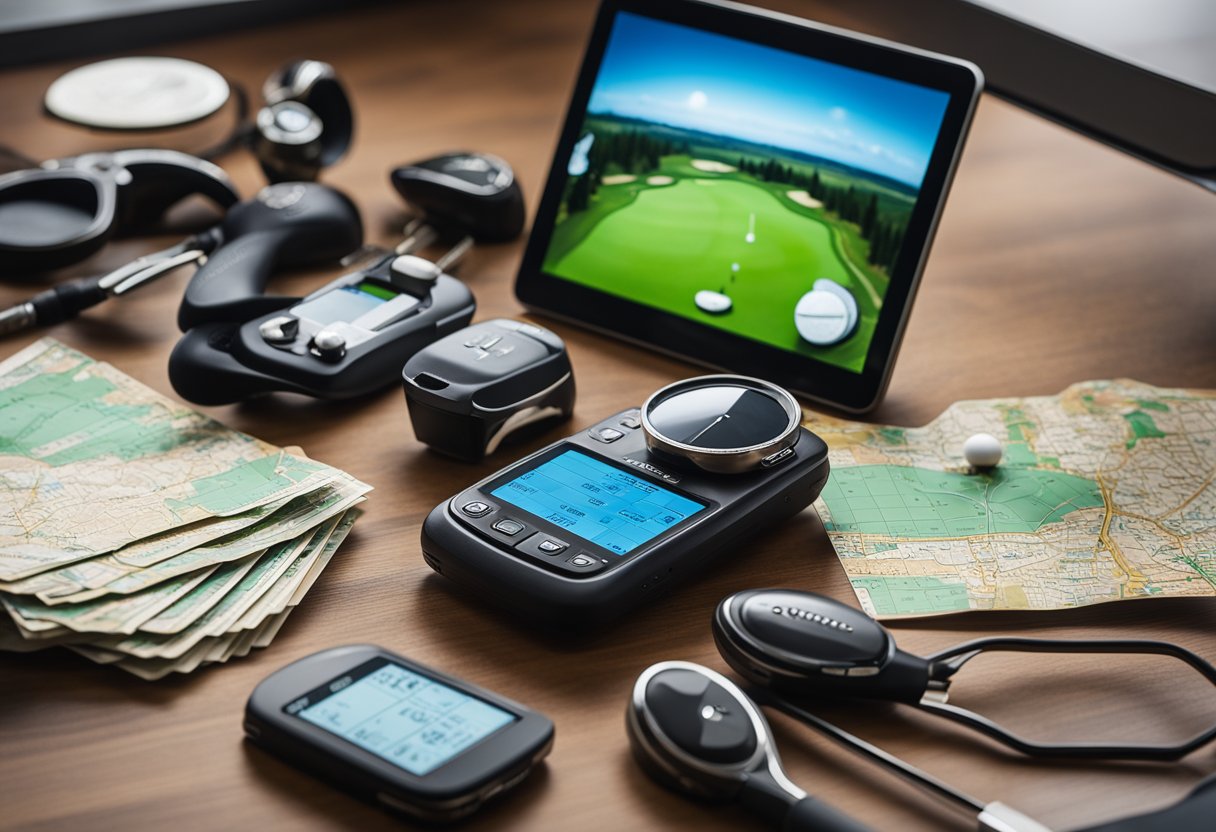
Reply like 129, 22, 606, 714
514, 0, 982, 412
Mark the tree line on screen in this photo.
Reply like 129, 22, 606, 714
565, 126, 906, 274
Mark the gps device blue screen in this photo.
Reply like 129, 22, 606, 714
490, 450, 705, 554
296, 662, 516, 776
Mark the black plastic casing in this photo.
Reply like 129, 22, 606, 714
170, 258, 475, 404
403, 319, 576, 462
243, 644, 554, 824
713, 589, 930, 703
391, 153, 526, 243
420, 410, 830, 627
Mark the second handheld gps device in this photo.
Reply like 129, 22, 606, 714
244, 645, 553, 823
169, 183, 476, 404
421, 375, 830, 625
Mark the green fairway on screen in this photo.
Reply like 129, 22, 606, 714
541, 11, 951, 373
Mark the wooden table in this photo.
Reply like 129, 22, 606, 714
3, 1, 1215, 829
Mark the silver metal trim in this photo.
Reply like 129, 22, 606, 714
640, 376, 801, 474
629, 661, 805, 800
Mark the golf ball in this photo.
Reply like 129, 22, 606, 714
964, 433, 1003, 468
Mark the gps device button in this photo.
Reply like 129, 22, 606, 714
517, 532, 569, 558
761, 447, 794, 467
461, 501, 493, 517
566, 553, 604, 572
259, 315, 299, 344
311, 329, 347, 362
591, 427, 624, 443
492, 518, 525, 536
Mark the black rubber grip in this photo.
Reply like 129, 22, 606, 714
783, 796, 872, 832
30, 277, 107, 326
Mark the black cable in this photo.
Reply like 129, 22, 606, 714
752, 689, 986, 814
920, 637, 1216, 761
194, 80, 253, 161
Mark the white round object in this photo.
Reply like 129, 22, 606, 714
45, 57, 230, 130
695, 290, 732, 314
794, 290, 850, 345
964, 433, 1003, 468
811, 278, 860, 339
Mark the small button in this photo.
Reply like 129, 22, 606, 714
461, 501, 492, 517
259, 315, 299, 344
565, 552, 605, 573
619, 416, 641, 430
762, 447, 794, 467
591, 427, 624, 443
537, 539, 567, 555
516, 532, 572, 559
492, 518, 525, 536
311, 329, 346, 362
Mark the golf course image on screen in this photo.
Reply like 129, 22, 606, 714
541, 12, 951, 373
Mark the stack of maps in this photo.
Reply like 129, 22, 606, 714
811, 380, 1216, 619
0, 339, 371, 679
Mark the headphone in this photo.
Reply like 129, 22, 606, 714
253, 60, 354, 184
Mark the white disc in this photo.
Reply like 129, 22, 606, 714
45, 57, 230, 130
695, 290, 732, 314
812, 278, 860, 337
794, 290, 850, 345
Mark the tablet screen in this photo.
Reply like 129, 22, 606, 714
539, 10, 952, 375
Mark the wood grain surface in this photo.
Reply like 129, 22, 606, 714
2, 1, 1215, 830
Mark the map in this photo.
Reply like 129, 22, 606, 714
0, 339, 334, 581
807, 380, 1216, 618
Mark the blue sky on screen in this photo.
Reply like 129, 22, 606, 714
586, 12, 951, 187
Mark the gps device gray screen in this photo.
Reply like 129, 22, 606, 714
289, 659, 517, 776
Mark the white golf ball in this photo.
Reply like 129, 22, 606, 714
964, 433, 1003, 468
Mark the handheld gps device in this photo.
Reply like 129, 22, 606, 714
420, 375, 830, 625
169, 183, 476, 404
514, 0, 982, 412
244, 644, 553, 823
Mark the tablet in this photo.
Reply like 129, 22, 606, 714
515, 0, 982, 412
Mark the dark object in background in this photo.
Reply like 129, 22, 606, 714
819, 0, 1216, 192
0, 0, 388, 69
403, 318, 575, 462
391, 152, 526, 243
254, 60, 354, 184
0, 148, 238, 276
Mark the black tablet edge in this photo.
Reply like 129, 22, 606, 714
515, 0, 983, 414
